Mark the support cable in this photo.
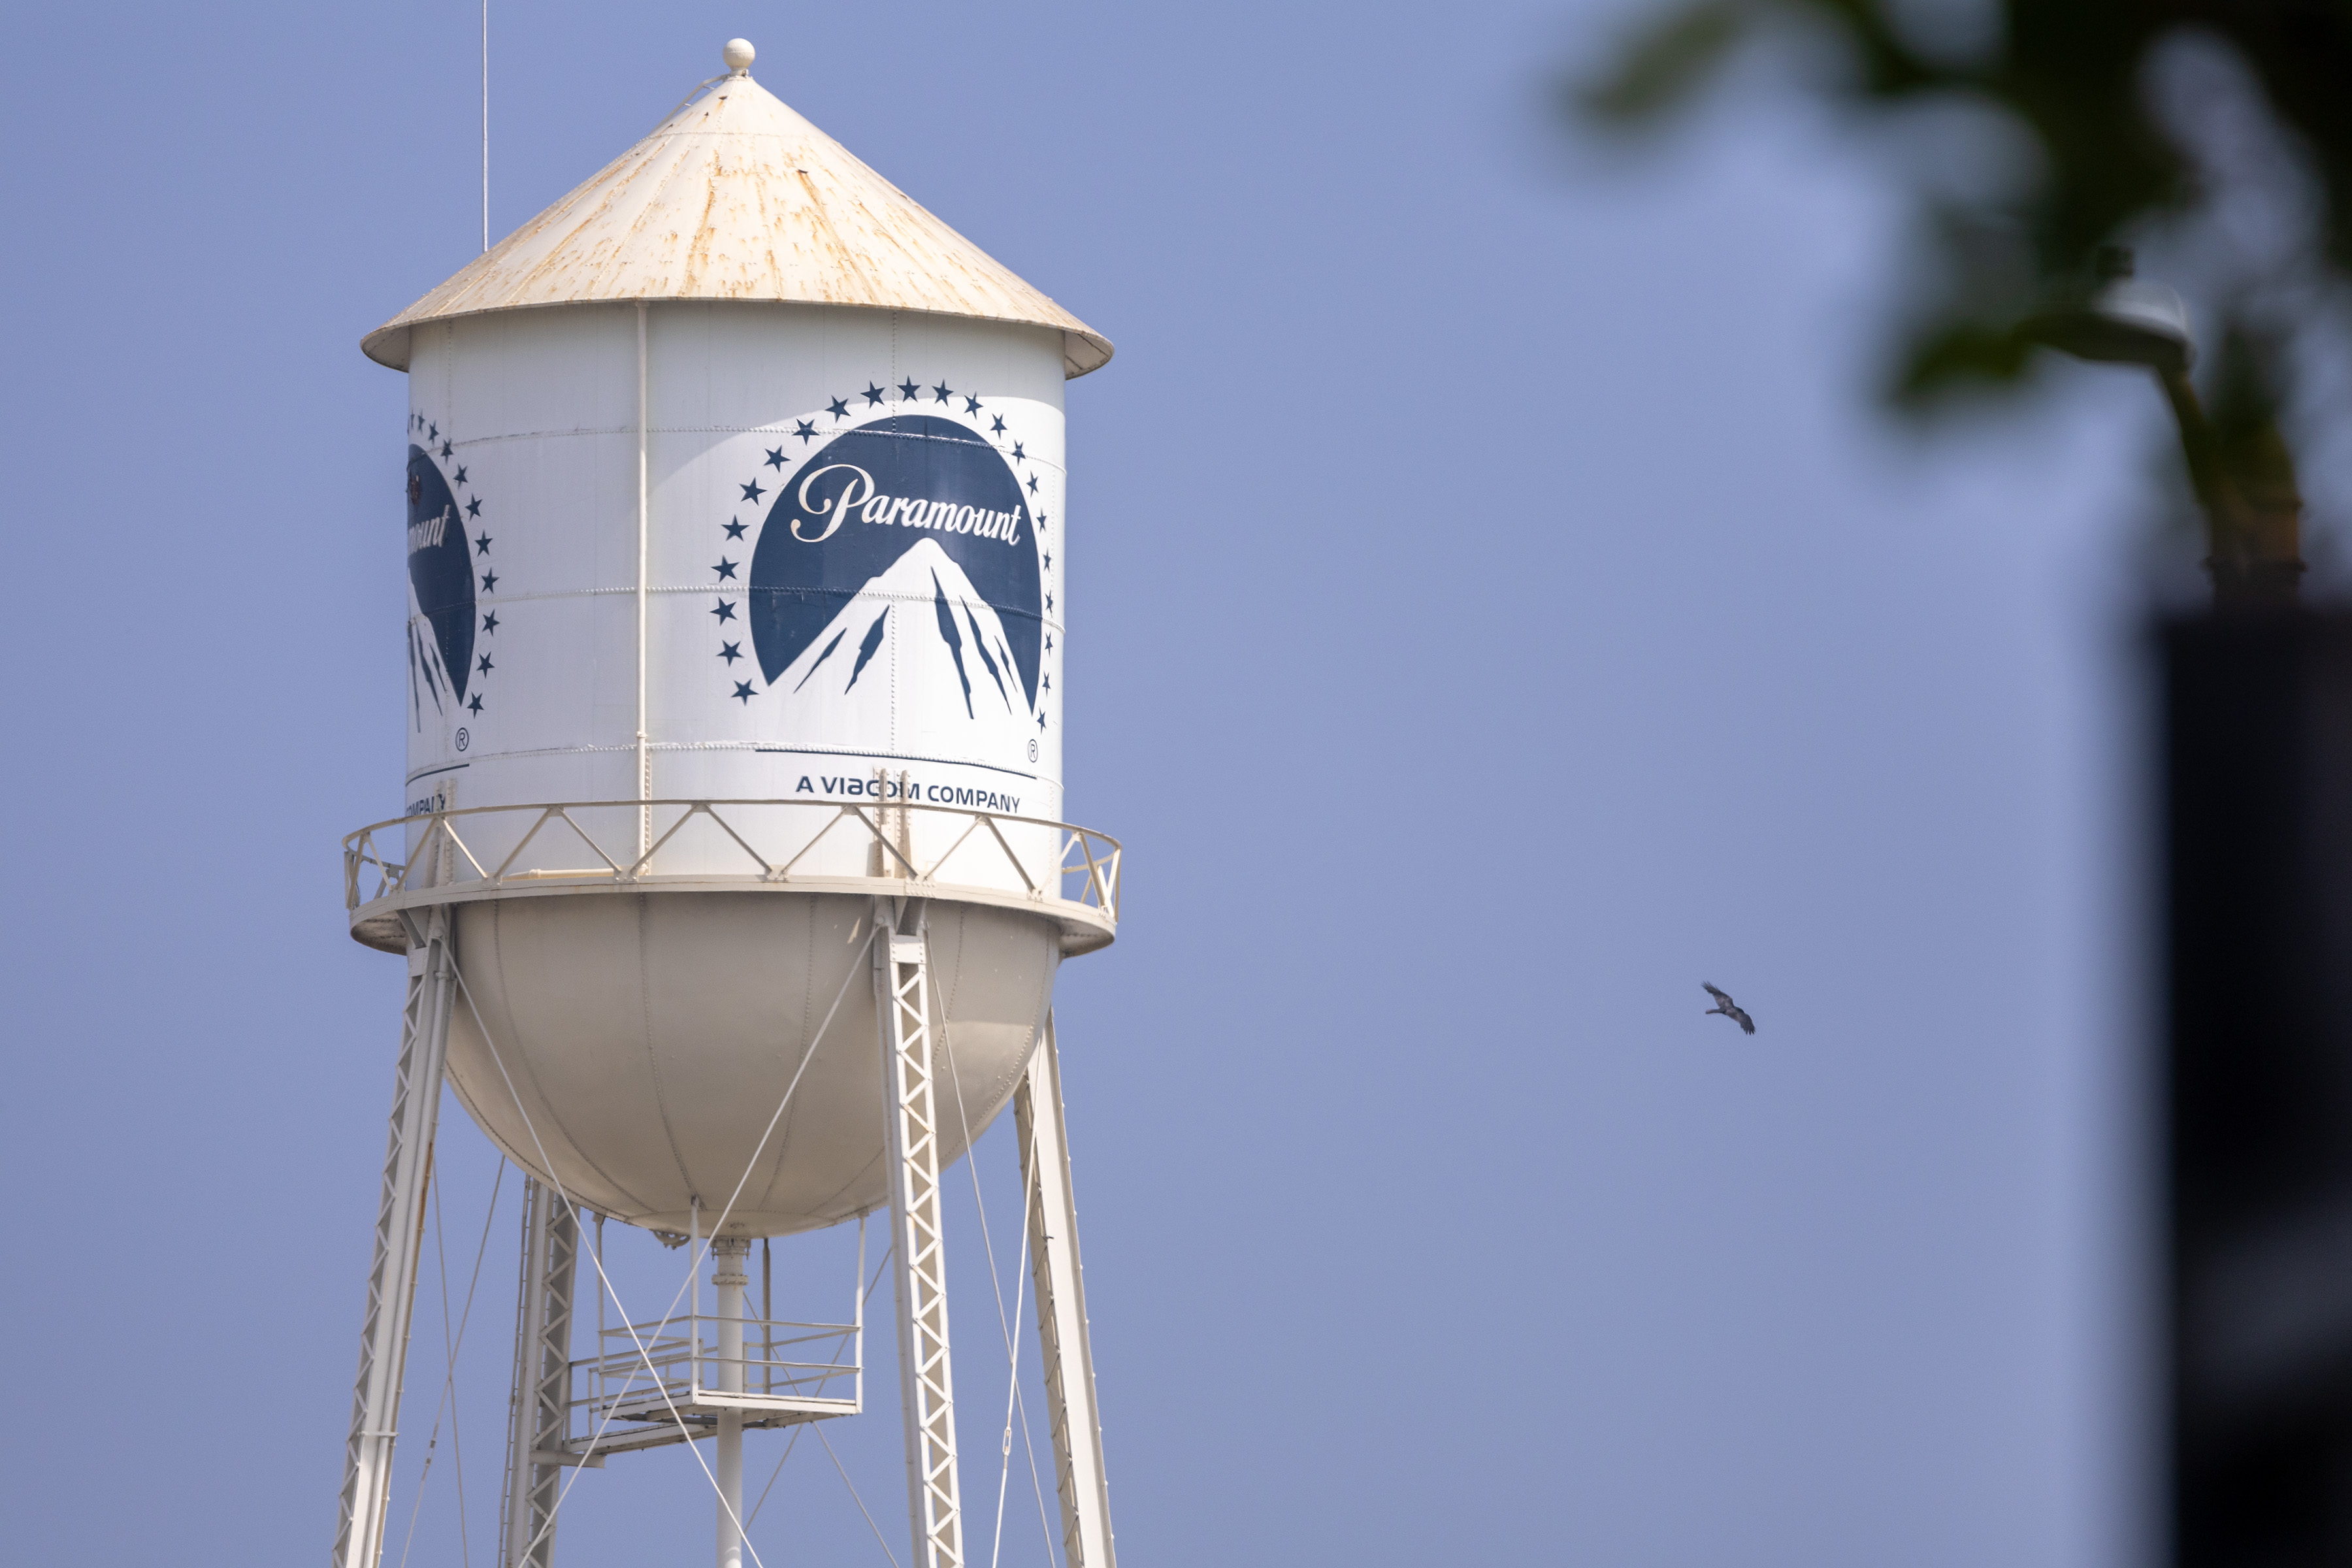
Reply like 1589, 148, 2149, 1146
397, 1158, 509, 1568
941, 1034, 1060, 1567
561, 923, 883, 1386
989, 1197, 1033, 1568
450, 967, 770, 1568
687, 926, 883, 1250
430, 1162, 476, 1568
566, 923, 883, 1441
747, 1247, 895, 1527
397, 1433, 440, 1568
818, 1424, 904, 1568
745, 1429, 806, 1529
450, 930, 878, 1568
399, 1173, 453, 1568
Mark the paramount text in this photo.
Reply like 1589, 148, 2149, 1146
790, 463, 1023, 546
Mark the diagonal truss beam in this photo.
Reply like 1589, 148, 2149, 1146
333, 906, 459, 1568
875, 900, 964, 1568
1016, 1013, 1118, 1568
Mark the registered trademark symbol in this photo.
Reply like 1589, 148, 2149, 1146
1028, 738, 1037, 762
455, 728, 470, 752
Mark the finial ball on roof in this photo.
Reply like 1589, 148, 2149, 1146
723, 38, 755, 73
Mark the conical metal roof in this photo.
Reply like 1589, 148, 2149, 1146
362, 45, 1111, 377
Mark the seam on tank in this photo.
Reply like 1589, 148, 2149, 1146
434, 426, 1070, 455
1013, 935, 1058, 1114
636, 894, 702, 1201
937, 909, 1022, 1166
809, 1147, 886, 1220
979, 918, 1053, 1134
1038, 946, 1058, 1051
487, 902, 655, 1212
798, 905, 888, 1216
480, 902, 655, 1214
751, 900, 821, 1216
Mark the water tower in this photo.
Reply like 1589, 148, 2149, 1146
331, 39, 1123, 1568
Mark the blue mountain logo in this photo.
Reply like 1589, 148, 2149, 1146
406, 442, 476, 710
747, 414, 1039, 706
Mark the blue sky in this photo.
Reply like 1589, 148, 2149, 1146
0, 4, 2179, 1564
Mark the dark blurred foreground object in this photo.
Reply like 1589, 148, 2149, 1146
1571, 4, 2352, 1554
1569, 0, 2349, 600
2168, 613, 2352, 1565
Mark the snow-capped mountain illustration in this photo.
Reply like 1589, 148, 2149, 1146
769, 538, 1040, 771
406, 591, 458, 731
406, 442, 474, 707
747, 414, 1041, 706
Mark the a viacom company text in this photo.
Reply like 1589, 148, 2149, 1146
794, 773, 1024, 815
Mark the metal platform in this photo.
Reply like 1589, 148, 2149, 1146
557, 1313, 862, 1458
341, 796, 1122, 956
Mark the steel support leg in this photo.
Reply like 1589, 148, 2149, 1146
875, 900, 964, 1568
714, 1237, 751, 1568
332, 906, 459, 1568
1015, 1012, 1117, 1568
500, 1178, 580, 1568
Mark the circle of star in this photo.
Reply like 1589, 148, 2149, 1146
410, 410, 497, 718
718, 378, 1060, 725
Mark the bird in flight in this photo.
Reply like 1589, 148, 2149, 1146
1701, 983, 1755, 1035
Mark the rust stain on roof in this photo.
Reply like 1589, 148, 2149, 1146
363, 69, 1110, 377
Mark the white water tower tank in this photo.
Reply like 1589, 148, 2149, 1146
352, 39, 1116, 1240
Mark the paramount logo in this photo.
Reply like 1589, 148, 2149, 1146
790, 463, 1024, 547
407, 505, 453, 555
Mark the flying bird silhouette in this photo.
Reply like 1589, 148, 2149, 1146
1701, 983, 1755, 1035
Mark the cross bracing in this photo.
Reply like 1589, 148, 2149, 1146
331, 864, 1120, 1568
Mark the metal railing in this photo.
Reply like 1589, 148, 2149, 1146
567, 1313, 861, 1444
342, 796, 1121, 926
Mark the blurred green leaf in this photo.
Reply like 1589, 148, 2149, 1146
1573, 1, 1753, 123
1891, 319, 2037, 404
1562, 0, 2352, 467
